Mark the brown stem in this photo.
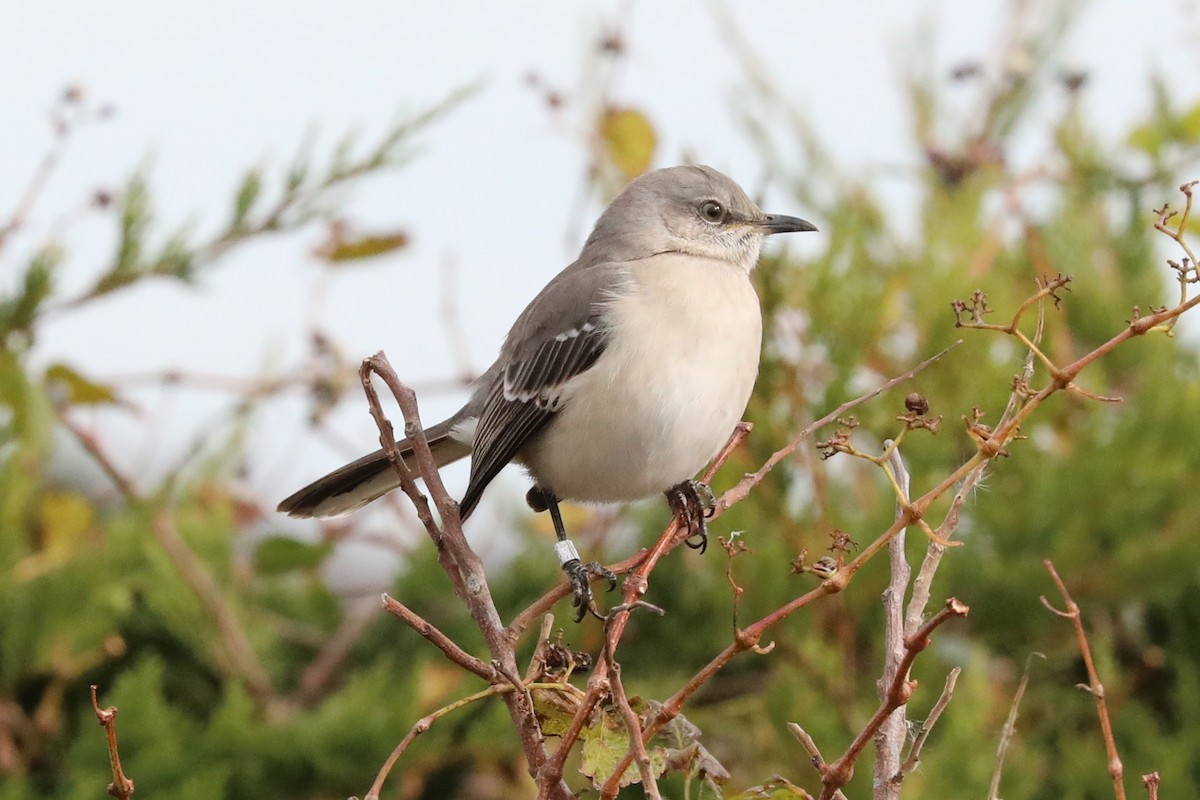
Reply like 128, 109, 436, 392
381, 594, 497, 681
987, 653, 1042, 800
1041, 560, 1127, 800
360, 353, 570, 798
817, 599, 968, 800
90, 685, 135, 800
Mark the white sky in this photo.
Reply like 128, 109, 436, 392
3, 1, 1199, 583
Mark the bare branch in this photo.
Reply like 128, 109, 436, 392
90, 685, 135, 800
1042, 560, 1129, 800
988, 653, 1043, 800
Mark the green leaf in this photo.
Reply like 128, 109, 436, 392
0, 245, 60, 344
578, 703, 668, 790
599, 106, 656, 180
255, 536, 332, 574
231, 168, 263, 230
43, 362, 121, 406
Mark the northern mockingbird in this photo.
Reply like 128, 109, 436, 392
279, 165, 816, 618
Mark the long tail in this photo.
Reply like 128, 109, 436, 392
277, 418, 471, 518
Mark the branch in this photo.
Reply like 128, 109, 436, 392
874, 442, 912, 800
90, 685, 135, 800
894, 667, 961, 782
359, 353, 570, 799
363, 680, 577, 800
817, 598, 969, 800
381, 594, 497, 682
1041, 560, 1128, 800
987, 653, 1042, 800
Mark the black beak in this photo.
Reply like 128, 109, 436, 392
759, 214, 818, 235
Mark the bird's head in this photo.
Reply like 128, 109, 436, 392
583, 164, 817, 271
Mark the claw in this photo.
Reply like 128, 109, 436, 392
666, 480, 716, 553
563, 559, 618, 622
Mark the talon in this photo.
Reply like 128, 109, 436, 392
666, 480, 716, 553
562, 559, 616, 622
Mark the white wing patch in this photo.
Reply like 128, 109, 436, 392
502, 321, 598, 410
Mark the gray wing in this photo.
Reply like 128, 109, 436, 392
458, 263, 627, 518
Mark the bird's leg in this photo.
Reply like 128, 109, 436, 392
665, 479, 716, 553
527, 487, 616, 622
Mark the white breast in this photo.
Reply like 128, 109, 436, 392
522, 253, 762, 503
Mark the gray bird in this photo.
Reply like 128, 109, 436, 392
278, 165, 816, 618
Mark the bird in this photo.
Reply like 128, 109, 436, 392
278, 164, 816, 619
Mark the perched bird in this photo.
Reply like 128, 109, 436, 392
279, 165, 816, 618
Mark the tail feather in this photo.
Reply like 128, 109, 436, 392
278, 421, 471, 518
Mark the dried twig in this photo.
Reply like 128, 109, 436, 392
816, 599, 969, 800
988, 653, 1042, 800
90, 685, 135, 800
1041, 560, 1128, 800
360, 352, 571, 799
895, 667, 961, 782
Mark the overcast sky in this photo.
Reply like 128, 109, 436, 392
3, 1, 1198, 586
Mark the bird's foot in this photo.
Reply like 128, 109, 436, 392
554, 541, 617, 622
665, 479, 716, 553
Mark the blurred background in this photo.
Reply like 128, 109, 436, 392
3, 1, 1200, 797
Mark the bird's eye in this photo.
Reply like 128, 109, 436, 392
699, 200, 725, 222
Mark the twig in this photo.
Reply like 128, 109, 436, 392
90, 685, 135, 800
602, 605, 664, 799
788, 723, 846, 800
895, 667, 961, 781
1142, 772, 1160, 800
817, 599, 969, 800
363, 680, 575, 800
381, 594, 497, 682
360, 353, 570, 799
988, 653, 1042, 800
1041, 560, 1127, 800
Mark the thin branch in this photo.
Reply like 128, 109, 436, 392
363, 681, 575, 800
1041, 560, 1128, 800
895, 667, 961, 782
602, 605, 664, 799
817, 599, 969, 800
381, 594, 497, 682
988, 653, 1042, 800
788, 723, 847, 800
360, 353, 570, 799
1142, 772, 1161, 800
90, 685, 135, 800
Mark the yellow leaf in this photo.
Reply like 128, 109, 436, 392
314, 220, 409, 264
43, 363, 121, 406
600, 107, 656, 180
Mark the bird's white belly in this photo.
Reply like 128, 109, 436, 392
522, 257, 762, 503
